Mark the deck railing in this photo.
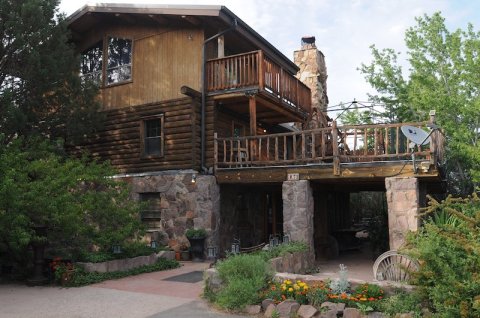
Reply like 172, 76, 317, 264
206, 50, 311, 114
214, 121, 444, 174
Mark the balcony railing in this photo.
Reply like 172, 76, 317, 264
206, 50, 311, 115
214, 121, 444, 175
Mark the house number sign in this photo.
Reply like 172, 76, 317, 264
287, 173, 300, 181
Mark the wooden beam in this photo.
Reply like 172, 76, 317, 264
180, 85, 201, 99
148, 14, 169, 25
114, 13, 136, 24
217, 35, 225, 58
182, 15, 201, 26
249, 96, 257, 136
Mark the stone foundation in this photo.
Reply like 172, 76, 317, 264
282, 180, 314, 253
385, 177, 420, 250
122, 171, 220, 252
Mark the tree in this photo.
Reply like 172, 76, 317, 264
358, 12, 480, 194
0, 0, 101, 145
0, 138, 144, 267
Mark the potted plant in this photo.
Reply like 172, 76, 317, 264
185, 228, 207, 262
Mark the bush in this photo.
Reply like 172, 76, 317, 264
404, 193, 480, 317
185, 228, 207, 239
65, 257, 179, 287
262, 241, 308, 260
212, 253, 272, 310
77, 241, 167, 263
378, 290, 424, 317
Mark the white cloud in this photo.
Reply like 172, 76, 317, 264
60, 0, 480, 109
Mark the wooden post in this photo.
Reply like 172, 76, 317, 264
249, 96, 257, 160
218, 36, 225, 58
258, 51, 265, 90
332, 121, 340, 176
214, 132, 218, 172
429, 110, 437, 166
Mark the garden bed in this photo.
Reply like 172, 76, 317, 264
76, 250, 175, 273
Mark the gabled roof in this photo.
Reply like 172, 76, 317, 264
67, 3, 299, 74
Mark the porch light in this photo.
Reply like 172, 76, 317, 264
191, 174, 196, 184
283, 234, 290, 244
207, 246, 217, 259
150, 240, 158, 249
231, 238, 240, 254
112, 244, 122, 254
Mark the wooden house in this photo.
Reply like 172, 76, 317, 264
68, 4, 444, 259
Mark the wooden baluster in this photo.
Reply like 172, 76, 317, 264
258, 50, 264, 89
385, 128, 389, 155
292, 134, 297, 160
301, 132, 306, 159
321, 130, 326, 158
283, 135, 287, 160
332, 121, 340, 176
374, 128, 378, 156
396, 127, 400, 155
214, 133, 218, 171
311, 132, 316, 159
364, 128, 368, 156
223, 140, 226, 163
259, 137, 262, 161
275, 137, 279, 161
353, 129, 357, 155
266, 137, 270, 161
229, 139, 233, 164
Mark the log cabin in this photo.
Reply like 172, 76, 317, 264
67, 4, 444, 260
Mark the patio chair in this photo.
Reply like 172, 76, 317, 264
373, 250, 419, 282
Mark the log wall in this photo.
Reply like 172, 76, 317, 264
71, 97, 201, 173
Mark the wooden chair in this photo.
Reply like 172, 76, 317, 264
373, 250, 419, 282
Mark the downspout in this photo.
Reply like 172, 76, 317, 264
201, 19, 237, 173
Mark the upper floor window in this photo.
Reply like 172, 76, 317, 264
106, 37, 132, 85
80, 40, 103, 85
80, 36, 132, 86
142, 116, 164, 157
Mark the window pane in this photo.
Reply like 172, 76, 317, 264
107, 37, 132, 84
80, 40, 103, 85
144, 118, 162, 156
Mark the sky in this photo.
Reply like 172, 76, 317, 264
59, 0, 480, 111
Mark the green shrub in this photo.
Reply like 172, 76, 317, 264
185, 228, 207, 239
404, 193, 480, 317
66, 257, 179, 287
77, 241, 167, 263
213, 253, 272, 310
261, 241, 308, 260
378, 290, 423, 317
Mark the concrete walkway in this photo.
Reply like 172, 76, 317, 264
0, 262, 246, 318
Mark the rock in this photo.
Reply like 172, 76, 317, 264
297, 304, 318, 318
368, 312, 386, 318
318, 309, 337, 318
394, 314, 414, 318
335, 302, 346, 314
276, 300, 300, 318
264, 304, 277, 318
262, 299, 275, 311
204, 268, 223, 293
343, 308, 362, 318
245, 305, 261, 315
320, 302, 337, 312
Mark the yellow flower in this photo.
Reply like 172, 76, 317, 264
288, 287, 293, 292
296, 280, 302, 284
281, 285, 286, 291
294, 284, 300, 290
304, 286, 308, 291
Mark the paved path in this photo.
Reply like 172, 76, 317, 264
0, 262, 246, 318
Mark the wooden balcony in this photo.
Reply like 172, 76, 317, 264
206, 50, 311, 117
214, 121, 445, 183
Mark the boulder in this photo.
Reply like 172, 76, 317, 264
297, 304, 318, 318
276, 300, 300, 318
264, 304, 277, 318
262, 299, 275, 311
343, 308, 362, 318
245, 305, 261, 315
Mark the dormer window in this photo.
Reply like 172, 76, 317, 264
80, 36, 132, 86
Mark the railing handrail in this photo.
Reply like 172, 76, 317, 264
213, 121, 442, 173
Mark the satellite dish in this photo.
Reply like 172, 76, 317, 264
400, 125, 431, 146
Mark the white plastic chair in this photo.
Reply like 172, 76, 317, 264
373, 250, 419, 282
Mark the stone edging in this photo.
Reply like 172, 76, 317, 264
76, 250, 175, 273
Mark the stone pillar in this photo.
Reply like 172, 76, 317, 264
385, 177, 420, 250
282, 180, 314, 252
195, 175, 220, 249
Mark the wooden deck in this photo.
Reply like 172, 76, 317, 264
206, 50, 311, 117
214, 121, 444, 183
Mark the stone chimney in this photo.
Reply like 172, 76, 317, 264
294, 36, 328, 114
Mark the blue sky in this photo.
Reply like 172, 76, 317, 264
60, 0, 480, 110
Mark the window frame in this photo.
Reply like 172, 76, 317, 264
140, 115, 165, 158
105, 35, 134, 87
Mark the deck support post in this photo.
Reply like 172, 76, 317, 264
282, 180, 315, 255
249, 96, 257, 160
385, 177, 420, 250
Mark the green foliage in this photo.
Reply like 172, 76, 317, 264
359, 12, 480, 193
0, 138, 145, 269
261, 241, 308, 260
329, 264, 350, 295
377, 290, 423, 317
306, 283, 329, 307
404, 193, 480, 317
65, 258, 179, 287
0, 0, 101, 144
185, 228, 207, 239
78, 241, 166, 263
213, 253, 272, 310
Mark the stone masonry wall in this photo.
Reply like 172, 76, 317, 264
385, 177, 420, 250
282, 180, 314, 253
294, 40, 328, 113
124, 172, 220, 252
